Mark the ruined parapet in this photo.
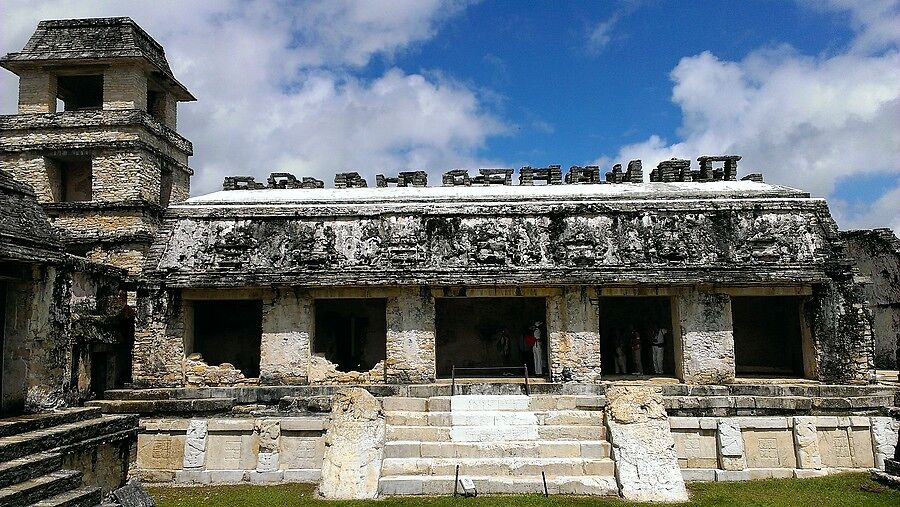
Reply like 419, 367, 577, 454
472, 168, 513, 186
651, 158, 690, 182
442, 169, 470, 186
566, 165, 601, 184
223, 176, 265, 191
698, 155, 741, 181
377, 171, 427, 187
741, 173, 764, 183
334, 172, 367, 188
265, 172, 324, 189
625, 160, 643, 182
605, 164, 624, 183
519, 165, 562, 185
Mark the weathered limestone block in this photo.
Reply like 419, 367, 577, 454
793, 417, 822, 469
183, 420, 208, 469
677, 290, 735, 384
717, 419, 746, 471
317, 388, 385, 499
870, 417, 899, 470
547, 287, 602, 382
256, 419, 281, 472
604, 386, 688, 502
260, 289, 312, 384
386, 288, 436, 383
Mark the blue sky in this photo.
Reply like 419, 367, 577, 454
1, 0, 898, 231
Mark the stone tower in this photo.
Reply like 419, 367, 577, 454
0, 17, 195, 275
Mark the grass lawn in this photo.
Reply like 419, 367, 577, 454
149, 472, 898, 506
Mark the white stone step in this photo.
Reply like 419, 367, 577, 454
381, 395, 606, 413
385, 410, 604, 427
450, 424, 540, 442
381, 457, 616, 477
379, 474, 619, 496
451, 395, 530, 412
386, 423, 605, 442
384, 440, 611, 459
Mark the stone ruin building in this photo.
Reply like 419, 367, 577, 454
0, 17, 897, 503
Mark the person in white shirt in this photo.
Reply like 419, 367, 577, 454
652, 328, 667, 374
532, 322, 544, 376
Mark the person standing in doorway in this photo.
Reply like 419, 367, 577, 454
614, 328, 628, 374
525, 322, 544, 376
652, 328, 667, 374
630, 326, 643, 375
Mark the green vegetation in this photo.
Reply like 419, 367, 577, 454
149, 473, 898, 507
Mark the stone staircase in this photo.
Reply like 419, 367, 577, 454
379, 394, 618, 496
0, 407, 137, 506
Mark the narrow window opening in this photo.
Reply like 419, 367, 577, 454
189, 300, 262, 378
46, 155, 92, 202
56, 75, 103, 111
147, 87, 167, 123
314, 299, 386, 372
160, 169, 173, 208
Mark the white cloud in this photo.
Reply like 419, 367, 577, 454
0, 0, 502, 195
588, 13, 620, 53
596, 0, 900, 232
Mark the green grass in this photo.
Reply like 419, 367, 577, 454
149, 473, 898, 507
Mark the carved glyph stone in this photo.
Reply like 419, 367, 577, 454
317, 388, 385, 499
871, 417, 899, 470
717, 419, 746, 471
256, 419, 281, 472
793, 417, 822, 469
183, 419, 208, 469
604, 386, 688, 503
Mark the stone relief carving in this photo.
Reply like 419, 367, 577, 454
156, 209, 833, 275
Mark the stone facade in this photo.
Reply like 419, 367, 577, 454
842, 229, 900, 369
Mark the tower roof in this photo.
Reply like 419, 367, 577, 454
0, 17, 194, 101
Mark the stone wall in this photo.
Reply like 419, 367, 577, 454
133, 286, 186, 387
260, 288, 312, 385
671, 415, 898, 481
1, 258, 129, 412
842, 229, 900, 369
103, 64, 147, 111
135, 416, 327, 484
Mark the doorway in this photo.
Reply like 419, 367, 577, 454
732, 296, 807, 377
600, 296, 675, 376
435, 297, 548, 378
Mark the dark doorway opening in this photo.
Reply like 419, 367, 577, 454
0, 282, 5, 413
732, 296, 805, 377
191, 300, 262, 378
435, 297, 547, 378
600, 296, 675, 376
314, 299, 386, 372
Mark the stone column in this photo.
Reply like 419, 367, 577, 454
716, 419, 746, 477
793, 416, 823, 469
385, 287, 435, 383
260, 288, 312, 385
103, 64, 148, 110
546, 286, 601, 383
17, 70, 56, 113
132, 286, 186, 387
675, 290, 735, 384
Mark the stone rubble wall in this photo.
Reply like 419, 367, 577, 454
670, 415, 899, 481
134, 416, 327, 485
